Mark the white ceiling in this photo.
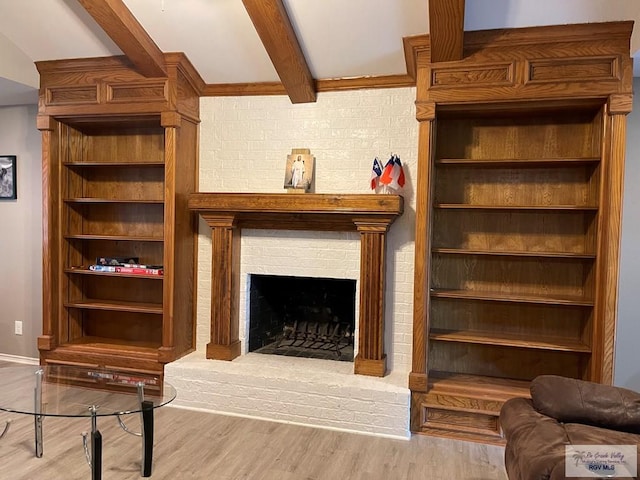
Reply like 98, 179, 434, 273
0, 0, 638, 106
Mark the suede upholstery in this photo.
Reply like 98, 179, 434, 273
500, 376, 640, 480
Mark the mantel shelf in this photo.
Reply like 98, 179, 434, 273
188, 193, 404, 232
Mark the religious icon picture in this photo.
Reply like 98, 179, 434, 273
0, 155, 17, 200
283, 149, 314, 192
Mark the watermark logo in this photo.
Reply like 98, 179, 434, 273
566, 445, 637, 477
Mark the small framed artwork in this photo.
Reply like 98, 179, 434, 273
284, 148, 315, 192
0, 155, 16, 200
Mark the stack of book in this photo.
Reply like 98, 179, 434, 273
89, 257, 163, 276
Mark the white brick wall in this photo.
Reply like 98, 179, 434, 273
167, 88, 418, 437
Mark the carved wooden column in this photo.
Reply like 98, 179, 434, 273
36, 114, 58, 353
202, 214, 241, 361
354, 220, 391, 377
409, 100, 436, 393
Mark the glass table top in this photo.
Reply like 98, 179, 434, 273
0, 365, 176, 417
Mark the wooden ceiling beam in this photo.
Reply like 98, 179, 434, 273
77, 0, 166, 78
428, 0, 465, 63
242, 0, 316, 103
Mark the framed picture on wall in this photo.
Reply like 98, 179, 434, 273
0, 155, 16, 200
283, 149, 314, 192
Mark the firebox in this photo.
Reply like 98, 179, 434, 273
248, 274, 356, 361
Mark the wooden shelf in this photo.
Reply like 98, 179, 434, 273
65, 268, 164, 280
64, 198, 164, 204
63, 161, 165, 167
64, 234, 164, 242
61, 336, 160, 358
64, 299, 163, 315
432, 248, 596, 259
431, 289, 594, 306
428, 371, 531, 400
436, 158, 600, 167
435, 204, 598, 211
429, 329, 591, 352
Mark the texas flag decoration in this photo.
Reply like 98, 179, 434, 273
379, 154, 406, 192
370, 157, 383, 190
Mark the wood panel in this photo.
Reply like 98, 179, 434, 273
432, 210, 597, 254
38, 56, 199, 380
428, 0, 465, 63
428, 343, 587, 381
242, 0, 315, 103
410, 21, 632, 441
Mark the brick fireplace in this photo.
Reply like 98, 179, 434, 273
164, 192, 410, 438
188, 193, 403, 376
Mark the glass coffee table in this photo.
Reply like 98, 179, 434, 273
0, 365, 176, 480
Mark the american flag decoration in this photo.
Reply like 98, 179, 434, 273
378, 154, 405, 193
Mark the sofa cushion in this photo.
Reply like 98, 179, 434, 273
500, 397, 571, 480
500, 397, 640, 480
531, 375, 640, 434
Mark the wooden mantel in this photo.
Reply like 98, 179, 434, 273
188, 193, 404, 377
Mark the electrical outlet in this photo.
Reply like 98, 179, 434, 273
14, 321, 22, 335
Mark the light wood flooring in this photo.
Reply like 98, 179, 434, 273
0, 362, 507, 480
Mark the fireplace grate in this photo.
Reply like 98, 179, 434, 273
275, 320, 353, 358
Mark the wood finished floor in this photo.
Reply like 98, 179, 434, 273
0, 362, 508, 480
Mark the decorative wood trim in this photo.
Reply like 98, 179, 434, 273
608, 94, 633, 115
241, 0, 316, 103
45, 85, 99, 106
105, 80, 168, 104
76, 0, 166, 78
316, 75, 414, 92
428, 0, 465, 63
202, 214, 241, 362
201, 75, 415, 97
463, 21, 634, 51
164, 52, 206, 96
592, 108, 627, 384
415, 101, 436, 122
355, 222, 389, 377
36, 114, 55, 131
404, 35, 431, 80
189, 193, 403, 376
411, 120, 435, 384
202, 82, 287, 97
161, 111, 183, 128
525, 57, 619, 84
429, 62, 515, 89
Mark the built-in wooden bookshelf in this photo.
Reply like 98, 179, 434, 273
407, 21, 633, 443
37, 55, 201, 378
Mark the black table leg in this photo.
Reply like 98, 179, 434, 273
88, 405, 102, 480
91, 429, 102, 480
141, 400, 154, 477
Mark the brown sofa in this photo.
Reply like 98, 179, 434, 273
500, 375, 640, 480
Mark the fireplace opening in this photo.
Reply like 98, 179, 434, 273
248, 274, 356, 362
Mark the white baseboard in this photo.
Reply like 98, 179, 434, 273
0, 353, 39, 365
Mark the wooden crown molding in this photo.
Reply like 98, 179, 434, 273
404, 21, 634, 75
202, 74, 415, 97
428, 0, 465, 63
463, 20, 633, 51
403, 35, 431, 79
77, 0, 166, 78
242, 0, 316, 104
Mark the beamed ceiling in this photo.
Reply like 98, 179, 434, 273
0, 0, 638, 105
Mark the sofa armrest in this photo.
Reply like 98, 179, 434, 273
531, 375, 640, 434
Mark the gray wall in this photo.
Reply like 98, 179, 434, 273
614, 77, 640, 389
0, 104, 41, 359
